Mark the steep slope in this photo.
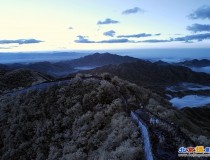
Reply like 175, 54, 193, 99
0, 74, 209, 160
0, 74, 146, 160
181, 106, 210, 133
85, 61, 210, 93
0, 69, 52, 93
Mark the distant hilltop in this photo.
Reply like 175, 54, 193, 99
0, 53, 139, 77
175, 59, 210, 67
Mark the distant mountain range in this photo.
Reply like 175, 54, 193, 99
1, 53, 138, 77
175, 59, 210, 67
1, 52, 210, 159
83, 59, 210, 94
2, 53, 210, 94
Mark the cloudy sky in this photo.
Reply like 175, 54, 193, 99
0, 0, 210, 52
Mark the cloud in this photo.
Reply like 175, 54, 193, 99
117, 33, 152, 38
97, 18, 119, 25
173, 33, 210, 42
173, 34, 183, 35
137, 34, 210, 43
74, 33, 210, 44
98, 38, 171, 43
0, 39, 43, 45
122, 7, 145, 15
74, 36, 133, 43
74, 36, 95, 43
154, 33, 161, 36
98, 39, 131, 43
103, 30, 116, 37
138, 39, 172, 43
0, 46, 18, 49
187, 23, 210, 33
189, 5, 210, 20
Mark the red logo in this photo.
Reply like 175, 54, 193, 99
187, 147, 195, 153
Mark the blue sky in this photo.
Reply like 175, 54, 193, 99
0, 0, 210, 51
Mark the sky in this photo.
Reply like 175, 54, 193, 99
0, 0, 210, 52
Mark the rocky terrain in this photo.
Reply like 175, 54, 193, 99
0, 73, 209, 160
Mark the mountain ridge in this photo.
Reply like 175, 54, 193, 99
175, 59, 210, 67
1, 53, 139, 77
0, 68, 53, 94
81, 60, 210, 94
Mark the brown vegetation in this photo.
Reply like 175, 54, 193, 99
0, 74, 147, 160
